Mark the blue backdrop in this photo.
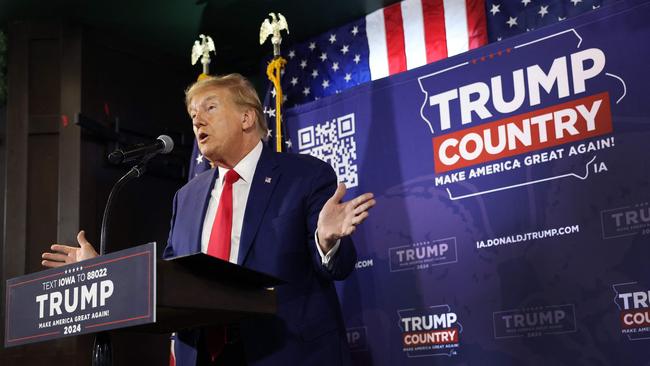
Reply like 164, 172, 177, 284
284, 0, 650, 364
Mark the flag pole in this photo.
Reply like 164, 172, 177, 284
260, 13, 290, 152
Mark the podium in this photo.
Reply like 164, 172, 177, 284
4, 243, 281, 348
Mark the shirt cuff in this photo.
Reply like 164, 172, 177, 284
315, 230, 341, 269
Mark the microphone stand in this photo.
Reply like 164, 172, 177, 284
92, 154, 153, 366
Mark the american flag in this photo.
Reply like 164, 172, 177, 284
262, 0, 619, 109
192, 0, 617, 178
263, 0, 488, 109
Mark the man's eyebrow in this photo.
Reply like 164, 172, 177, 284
188, 95, 218, 113
202, 95, 218, 104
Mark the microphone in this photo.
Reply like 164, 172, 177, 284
108, 135, 174, 164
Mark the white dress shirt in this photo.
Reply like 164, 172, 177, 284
201, 141, 340, 266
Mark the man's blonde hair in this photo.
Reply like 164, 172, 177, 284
185, 74, 268, 140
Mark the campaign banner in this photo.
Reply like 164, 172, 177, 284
285, 0, 650, 364
4, 243, 156, 347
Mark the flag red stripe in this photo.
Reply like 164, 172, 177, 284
383, 4, 407, 75
465, 0, 488, 50
422, 0, 448, 63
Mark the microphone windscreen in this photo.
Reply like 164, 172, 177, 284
157, 135, 174, 154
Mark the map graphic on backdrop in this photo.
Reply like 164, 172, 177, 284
285, 0, 649, 364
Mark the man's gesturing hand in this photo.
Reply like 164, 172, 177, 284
317, 183, 376, 252
41, 230, 99, 268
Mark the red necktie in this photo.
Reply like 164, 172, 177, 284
205, 170, 240, 363
207, 169, 240, 261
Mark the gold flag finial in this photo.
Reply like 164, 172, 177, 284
191, 34, 216, 79
260, 13, 290, 57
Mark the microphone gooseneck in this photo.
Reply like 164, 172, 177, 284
108, 135, 174, 164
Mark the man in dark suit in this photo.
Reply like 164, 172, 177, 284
43, 74, 375, 366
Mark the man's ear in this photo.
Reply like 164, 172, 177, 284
241, 108, 256, 131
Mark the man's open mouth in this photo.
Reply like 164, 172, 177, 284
198, 132, 209, 142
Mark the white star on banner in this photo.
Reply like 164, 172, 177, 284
592, 4, 600, 9
490, 4, 501, 16
351, 26, 359, 36
311, 69, 319, 78
308, 42, 316, 50
302, 87, 310, 96
571, 0, 582, 6
271, 88, 277, 98
322, 79, 330, 88
538, 5, 549, 18
283, 95, 288, 103
329, 34, 337, 44
506, 16, 518, 28
341, 45, 349, 54
558, 16, 566, 21
332, 62, 339, 72
344, 73, 352, 82
353, 54, 361, 64
290, 77, 298, 86
521, 0, 531, 6
267, 129, 272, 139
196, 154, 204, 164
285, 139, 292, 149
320, 52, 328, 61
288, 50, 295, 58
300, 60, 307, 69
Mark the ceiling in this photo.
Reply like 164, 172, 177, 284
0, 0, 400, 78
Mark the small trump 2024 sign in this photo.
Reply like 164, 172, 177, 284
4, 243, 156, 347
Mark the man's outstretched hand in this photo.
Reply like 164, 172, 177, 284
317, 183, 376, 252
41, 230, 99, 268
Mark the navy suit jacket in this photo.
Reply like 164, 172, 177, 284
164, 145, 356, 366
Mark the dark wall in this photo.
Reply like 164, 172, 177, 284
0, 20, 196, 365
79, 24, 195, 253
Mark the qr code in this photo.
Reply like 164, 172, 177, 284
297, 113, 358, 188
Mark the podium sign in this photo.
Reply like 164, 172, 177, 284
5, 243, 156, 347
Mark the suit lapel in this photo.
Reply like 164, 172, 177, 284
189, 168, 219, 254
237, 146, 280, 265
